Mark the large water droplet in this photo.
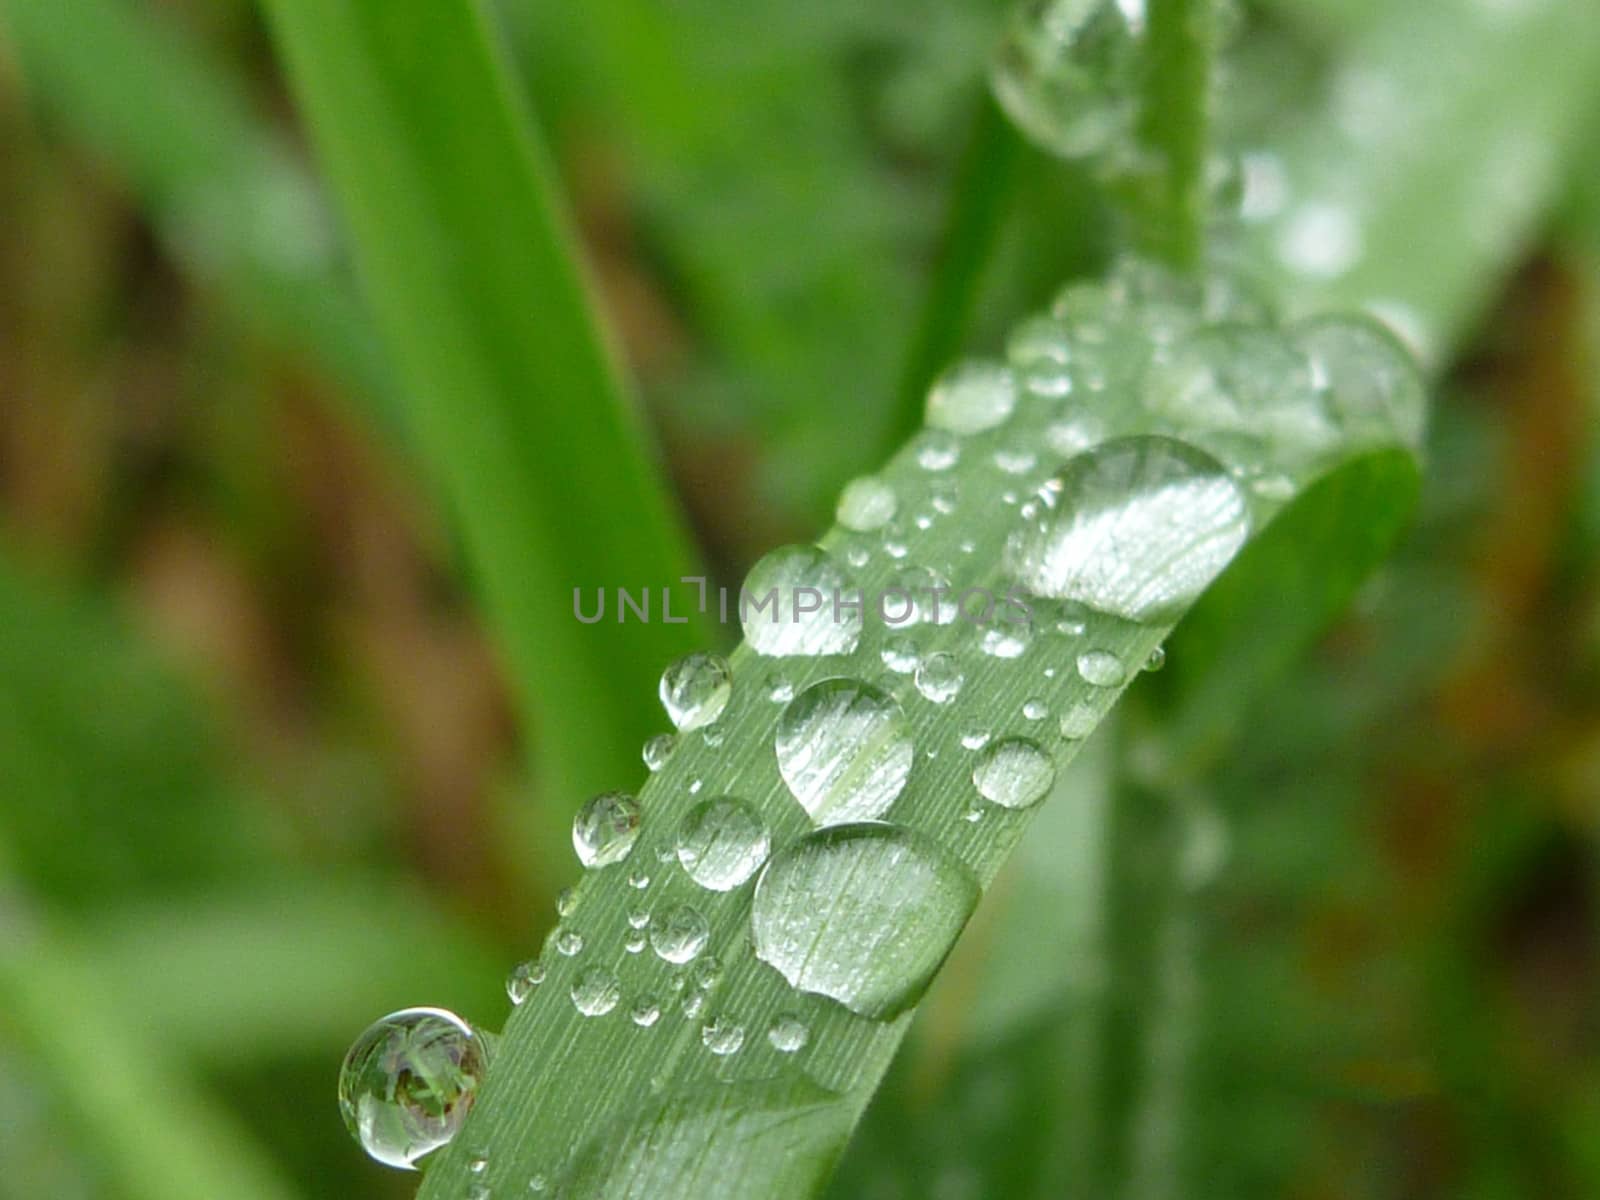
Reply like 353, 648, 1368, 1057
659, 652, 733, 731
572, 792, 641, 868
650, 903, 711, 964
676, 796, 770, 890
972, 738, 1056, 809
776, 680, 915, 826
1293, 312, 1426, 450
991, 0, 1139, 159
836, 475, 899, 532
925, 360, 1019, 434
1008, 436, 1250, 621
751, 823, 979, 1019
338, 1008, 490, 1170
570, 968, 622, 1017
740, 545, 862, 657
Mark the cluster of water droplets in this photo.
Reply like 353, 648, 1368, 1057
336, 255, 1422, 1188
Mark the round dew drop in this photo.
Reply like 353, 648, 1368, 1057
915, 430, 962, 471
658, 651, 733, 731
972, 737, 1056, 809
880, 634, 921, 674
1008, 436, 1250, 622
1292, 312, 1426, 450
925, 360, 1019, 434
740, 544, 862, 657
836, 475, 899, 531
505, 960, 543, 1006
914, 653, 964, 704
1077, 649, 1125, 687
570, 968, 622, 1017
649, 903, 711, 964
338, 1007, 491, 1170
642, 734, 676, 772
701, 1018, 746, 1056
768, 1015, 810, 1053
572, 791, 641, 868
775, 679, 915, 826
676, 796, 771, 890
751, 823, 980, 1019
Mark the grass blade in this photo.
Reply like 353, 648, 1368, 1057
260, 0, 710, 802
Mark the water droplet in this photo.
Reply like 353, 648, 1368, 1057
1008, 436, 1250, 622
836, 475, 900, 531
1143, 646, 1166, 672
1145, 327, 1332, 452
529, 1174, 548, 1192
979, 620, 1032, 659
506, 960, 543, 1006
972, 738, 1056, 809
741, 545, 862, 657
880, 634, 921, 674
884, 565, 957, 627
765, 674, 795, 704
570, 968, 621, 1017
991, 0, 1139, 158
676, 796, 771, 890
572, 792, 641, 868
681, 990, 707, 1019
1293, 312, 1426, 449
338, 1008, 490, 1170
631, 999, 661, 1028
751, 823, 979, 1019
642, 734, 676, 772
914, 431, 961, 471
554, 928, 584, 957
960, 730, 992, 751
1077, 649, 1125, 687
994, 445, 1039, 475
555, 887, 575, 918
702, 726, 726, 748
776, 679, 915, 826
626, 906, 650, 929
1006, 313, 1074, 366
767, 1015, 810, 1053
627, 869, 650, 890
701, 1017, 746, 1055
914, 653, 964, 704
649, 903, 711, 964
691, 956, 723, 992
926, 360, 1019, 434
1022, 698, 1050, 720
625, 930, 646, 953
659, 652, 733, 731
1045, 415, 1105, 457
1059, 702, 1097, 739
1276, 200, 1363, 279
469, 1156, 488, 1174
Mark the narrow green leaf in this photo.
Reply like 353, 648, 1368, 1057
260, 0, 709, 802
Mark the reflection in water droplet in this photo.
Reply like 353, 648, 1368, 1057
836, 475, 899, 531
1008, 436, 1250, 622
570, 968, 621, 1017
750, 823, 979, 1019
972, 738, 1056, 809
926, 360, 1019, 434
991, 0, 1139, 159
649, 903, 711, 964
642, 734, 676, 772
338, 1007, 490, 1170
659, 652, 733, 731
914, 653, 964, 704
741, 545, 862, 656
554, 929, 584, 957
506, 960, 543, 1006
572, 792, 641, 868
1077, 649, 1126, 687
776, 680, 915, 826
676, 796, 771, 891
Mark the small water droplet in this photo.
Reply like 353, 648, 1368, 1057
991, 0, 1139, 159
914, 653, 964, 704
1006, 313, 1074, 366
1077, 649, 1125, 687
555, 887, 576, 918
960, 730, 992, 751
768, 1015, 811, 1053
914, 430, 961, 471
884, 564, 957, 627
1045, 415, 1105, 457
338, 1008, 490, 1170
681, 990, 707, 1019
836, 475, 900, 531
625, 930, 646, 954
880, 633, 921, 674
766, 674, 795, 703
469, 1156, 488, 1174
649, 903, 711, 964
1143, 646, 1166, 672
962, 806, 985, 823
691, 956, 723, 992
1008, 436, 1250, 622
751, 823, 979, 1019
572, 792, 641, 868
630, 999, 661, 1028
627, 906, 650, 929
979, 620, 1032, 659
570, 968, 621, 1017
701, 1017, 746, 1056
972, 738, 1056, 809
926, 360, 1019, 434
994, 444, 1039, 475
627, 869, 650, 890
1059, 702, 1097, 739
741, 545, 862, 656
1022, 698, 1049, 721
554, 928, 584, 957
776, 679, 916, 826
659, 652, 733, 731
676, 796, 771, 891
641, 734, 676, 772
506, 960, 543, 1005
529, 1174, 547, 1192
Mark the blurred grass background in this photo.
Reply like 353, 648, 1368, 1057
0, 0, 1598, 1197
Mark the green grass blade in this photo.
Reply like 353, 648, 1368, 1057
0, 911, 304, 1200
260, 0, 709, 802
410, 289, 1421, 1197
0, 0, 397, 426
